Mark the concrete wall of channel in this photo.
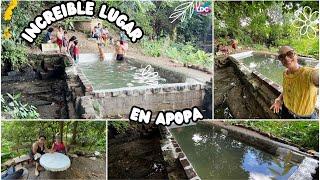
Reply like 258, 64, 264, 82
159, 125, 201, 180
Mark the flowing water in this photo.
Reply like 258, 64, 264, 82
170, 124, 298, 180
78, 54, 167, 90
239, 54, 317, 85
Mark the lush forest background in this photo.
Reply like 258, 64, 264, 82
1, 121, 106, 162
214, 1, 319, 58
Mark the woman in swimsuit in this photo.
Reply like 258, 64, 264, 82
29, 135, 51, 176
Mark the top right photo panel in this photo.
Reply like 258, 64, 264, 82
214, 1, 319, 119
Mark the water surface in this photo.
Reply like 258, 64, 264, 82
170, 124, 298, 180
239, 55, 316, 85
78, 54, 167, 90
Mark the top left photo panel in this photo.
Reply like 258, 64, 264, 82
1, 1, 213, 119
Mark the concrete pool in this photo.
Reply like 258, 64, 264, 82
66, 53, 209, 119
159, 122, 319, 180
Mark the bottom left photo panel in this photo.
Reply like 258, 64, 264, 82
1, 121, 106, 180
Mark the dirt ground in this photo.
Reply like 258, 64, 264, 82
108, 137, 168, 179
21, 156, 106, 180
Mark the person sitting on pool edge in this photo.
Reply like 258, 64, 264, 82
29, 135, 52, 176
270, 46, 319, 119
51, 135, 67, 154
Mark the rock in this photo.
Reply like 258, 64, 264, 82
89, 157, 96, 160
69, 154, 78, 158
94, 151, 100, 156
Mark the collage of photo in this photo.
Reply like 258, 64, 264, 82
1, 0, 319, 180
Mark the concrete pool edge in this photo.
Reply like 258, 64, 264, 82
159, 125, 201, 180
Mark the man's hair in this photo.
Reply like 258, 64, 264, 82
74, 40, 78, 45
279, 46, 294, 53
48, 27, 54, 32
39, 135, 46, 140
69, 36, 77, 42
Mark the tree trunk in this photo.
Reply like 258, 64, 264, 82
59, 121, 64, 142
169, 26, 177, 42
72, 121, 78, 144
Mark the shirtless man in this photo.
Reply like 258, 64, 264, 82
115, 40, 126, 61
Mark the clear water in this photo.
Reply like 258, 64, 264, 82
240, 55, 316, 85
78, 54, 168, 90
170, 124, 298, 180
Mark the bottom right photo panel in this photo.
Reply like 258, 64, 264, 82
108, 120, 319, 180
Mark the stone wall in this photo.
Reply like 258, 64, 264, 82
159, 126, 201, 180
73, 18, 103, 34
78, 83, 205, 119
70, 60, 206, 119
229, 57, 280, 118
2, 53, 72, 82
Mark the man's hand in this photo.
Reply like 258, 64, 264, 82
270, 98, 282, 113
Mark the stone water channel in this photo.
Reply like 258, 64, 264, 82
214, 51, 318, 119
1, 52, 212, 119
160, 121, 319, 180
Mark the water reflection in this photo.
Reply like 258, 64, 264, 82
170, 124, 298, 179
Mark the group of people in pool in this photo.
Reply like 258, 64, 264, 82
44, 23, 128, 64
29, 135, 67, 176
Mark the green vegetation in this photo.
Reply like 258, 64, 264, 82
1, 40, 28, 71
230, 121, 319, 151
108, 121, 130, 134
215, 1, 319, 58
141, 38, 212, 67
1, 121, 106, 162
1, 93, 39, 119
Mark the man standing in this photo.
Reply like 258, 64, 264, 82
270, 46, 319, 119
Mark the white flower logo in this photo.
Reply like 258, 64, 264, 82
133, 65, 165, 85
292, 6, 319, 39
